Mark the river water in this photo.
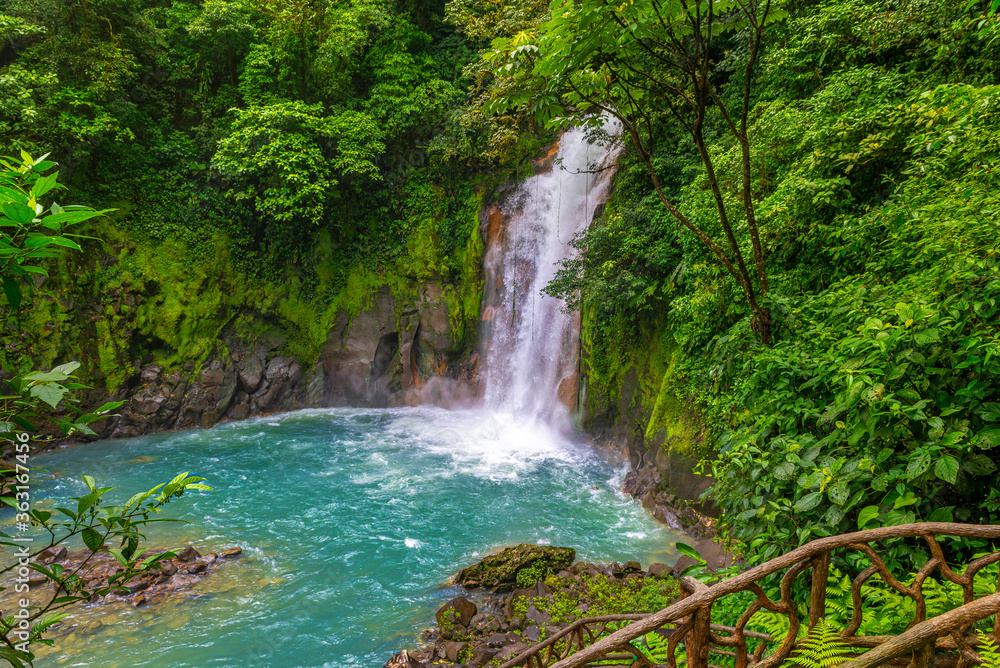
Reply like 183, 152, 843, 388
25, 407, 683, 667
16, 121, 686, 667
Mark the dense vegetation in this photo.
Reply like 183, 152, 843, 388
0, 0, 529, 389
527, 0, 1000, 559
3, 0, 1000, 570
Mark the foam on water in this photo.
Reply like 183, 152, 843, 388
23, 407, 683, 667
15, 122, 667, 667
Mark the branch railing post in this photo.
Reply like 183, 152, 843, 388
495, 524, 1000, 668
689, 604, 712, 668
809, 551, 830, 632
912, 640, 934, 668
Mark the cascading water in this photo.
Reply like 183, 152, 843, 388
482, 120, 622, 426
10, 120, 687, 668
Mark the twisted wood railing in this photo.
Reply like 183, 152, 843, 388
499, 523, 1000, 668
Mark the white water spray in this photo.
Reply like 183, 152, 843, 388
481, 120, 622, 427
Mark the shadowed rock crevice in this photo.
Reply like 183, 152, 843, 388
367, 331, 400, 405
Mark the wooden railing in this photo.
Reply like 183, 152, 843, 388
499, 523, 1000, 668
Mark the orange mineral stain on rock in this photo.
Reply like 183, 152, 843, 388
484, 204, 505, 247
557, 374, 578, 411
532, 142, 561, 174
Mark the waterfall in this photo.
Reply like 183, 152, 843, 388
481, 120, 622, 427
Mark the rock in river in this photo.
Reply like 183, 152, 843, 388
454, 544, 575, 593
436, 597, 477, 628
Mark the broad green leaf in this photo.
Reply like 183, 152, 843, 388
125, 491, 152, 508
95, 400, 125, 413
0, 646, 31, 668
31, 173, 59, 198
963, 453, 996, 476
47, 236, 82, 250
1, 201, 34, 223
63, 421, 97, 436
973, 427, 1000, 450
29, 382, 67, 408
31, 612, 69, 635
847, 423, 867, 447
77, 492, 98, 515
0, 184, 27, 203
169, 471, 191, 486
823, 505, 844, 526
857, 505, 880, 529
141, 551, 175, 568
29, 509, 51, 523
2, 275, 21, 311
885, 508, 916, 526
934, 455, 960, 484
81, 527, 103, 552
975, 403, 1000, 422
774, 461, 795, 480
905, 451, 931, 480
37, 209, 111, 225
926, 506, 954, 523
894, 491, 919, 509
674, 542, 705, 563
24, 368, 71, 382
11, 415, 34, 433
107, 548, 129, 567
794, 491, 824, 512
828, 480, 849, 505
940, 431, 964, 447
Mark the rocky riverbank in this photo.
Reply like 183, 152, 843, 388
23, 543, 242, 608
383, 544, 684, 667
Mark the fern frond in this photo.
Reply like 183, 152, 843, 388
975, 630, 1000, 668
644, 631, 672, 662
782, 620, 857, 668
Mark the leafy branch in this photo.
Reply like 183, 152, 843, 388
0, 472, 212, 667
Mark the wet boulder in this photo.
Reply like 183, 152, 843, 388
455, 544, 575, 593
175, 546, 201, 562
383, 650, 424, 668
37, 545, 68, 564
436, 596, 477, 629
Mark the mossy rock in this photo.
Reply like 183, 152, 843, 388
455, 544, 575, 593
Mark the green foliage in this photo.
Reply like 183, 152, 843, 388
821, 563, 999, 636
637, 630, 673, 663
0, 152, 110, 316
0, 0, 492, 400
707, 81, 1000, 555
782, 621, 855, 668
518, 571, 678, 632
0, 472, 212, 667
213, 102, 385, 227
534, 0, 1000, 562
976, 631, 1000, 668
516, 561, 550, 588
702, 558, 1000, 666
1, 361, 124, 437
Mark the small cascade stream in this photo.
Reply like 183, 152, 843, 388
482, 121, 623, 427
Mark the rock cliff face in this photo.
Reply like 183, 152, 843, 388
582, 360, 718, 528
93, 151, 572, 440
108, 280, 483, 439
